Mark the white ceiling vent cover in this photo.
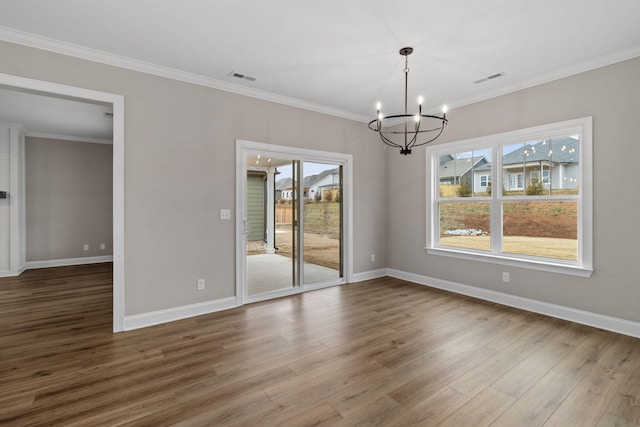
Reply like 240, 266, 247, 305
474, 72, 505, 84
229, 71, 257, 82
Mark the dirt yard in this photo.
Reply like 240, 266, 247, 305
268, 202, 342, 270
439, 200, 578, 260
440, 201, 577, 239
274, 228, 341, 270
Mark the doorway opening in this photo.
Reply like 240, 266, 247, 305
236, 140, 353, 304
0, 72, 125, 332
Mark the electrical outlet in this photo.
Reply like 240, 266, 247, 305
197, 279, 205, 290
370, 254, 376, 262
83, 244, 89, 251
502, 272, 510, 283
220, 209, 231, 220
100, 243, 106, 250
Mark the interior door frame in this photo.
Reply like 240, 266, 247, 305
235, 139, 353, 306
0, 72, 125, 332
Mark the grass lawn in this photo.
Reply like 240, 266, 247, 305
440, 235, 577, 260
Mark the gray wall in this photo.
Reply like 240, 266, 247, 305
4, 39, 637, 326
0, 41, 388, 316
25, 137, 113, 261
387, 56, 640, 324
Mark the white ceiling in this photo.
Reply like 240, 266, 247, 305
0, 86, 113, 142
1, 0, 640, 137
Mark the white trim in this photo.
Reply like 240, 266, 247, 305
24, 255, 113, 270
236, 140, 354, 304
123, 297, 238, 331
426, 117, 593, 275
2, 27, 639, 124
446, 43, 640, 112
0, 72, 126, 333
387, 268, 640, 339
426, 247, 593, 278
25, 131, 112, 145
351, 269, 388, 282
0, 267, 26, 278
0, 26, 366, 123
243, 278, 345, 305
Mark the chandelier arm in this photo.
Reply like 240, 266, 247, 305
368, 118, 403, 148
379, 132, 403, 149
412, 124, 447, 147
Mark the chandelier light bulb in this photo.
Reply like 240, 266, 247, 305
378, 112, 384, 120
414, 114, 420, 122
442, 105, 448, 114
418, 96, 423, 105
376, 102, 381, 111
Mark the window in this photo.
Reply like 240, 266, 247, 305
509, 173, 524, 190
530, 170, 550, 184
426, 117, 592, 277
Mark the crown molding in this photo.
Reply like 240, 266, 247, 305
25, 131, 112, 145
447, 43, 640, 111
0, 26, 369, 123
2, 26, 639, 121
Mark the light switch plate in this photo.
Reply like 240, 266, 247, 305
220, 209, 231, 220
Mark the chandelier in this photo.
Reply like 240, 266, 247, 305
369, 47, 448, 155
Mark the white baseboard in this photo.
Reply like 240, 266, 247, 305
124, 297, 238, 331
0, 265, 26, 277
387, 268, 640, 339
25, 255, 114, 270
351, 268, 388, 283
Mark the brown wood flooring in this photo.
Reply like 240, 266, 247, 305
1, 263, 639, 426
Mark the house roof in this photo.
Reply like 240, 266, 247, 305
502, 137, 579, 165
439, 156, 487, 179
275, 167, 340, 191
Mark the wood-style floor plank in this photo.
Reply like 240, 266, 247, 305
1, 264, 639, 426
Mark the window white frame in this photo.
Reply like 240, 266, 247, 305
426, 117, 593, 277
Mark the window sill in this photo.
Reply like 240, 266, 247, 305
425, 247, 593, 278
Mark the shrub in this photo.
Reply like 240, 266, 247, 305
457, 175, 472, 197
526, 178, 545, 195
324, 191, 333, 202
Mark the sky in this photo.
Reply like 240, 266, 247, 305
275, 161, 338, 180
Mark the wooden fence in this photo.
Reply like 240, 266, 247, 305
275, 206, 293, 224
439, 184, 460, 197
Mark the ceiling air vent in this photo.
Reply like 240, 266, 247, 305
229, 71, 257, 82
474, 72, 504, 84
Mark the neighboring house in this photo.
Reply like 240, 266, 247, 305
499, 136, 579, 192
441, 137, 581, 195
308, 168, 341, 201
276, 167, 340, 201
275, 177, 309, 201
439, 156, 489, 195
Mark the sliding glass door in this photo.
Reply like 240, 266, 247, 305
302, 162, 342, 285
239, 144, 348, 303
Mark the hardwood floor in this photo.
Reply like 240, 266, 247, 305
1, 264, 639, 426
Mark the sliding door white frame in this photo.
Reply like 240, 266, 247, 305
235, 139, 353, 306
